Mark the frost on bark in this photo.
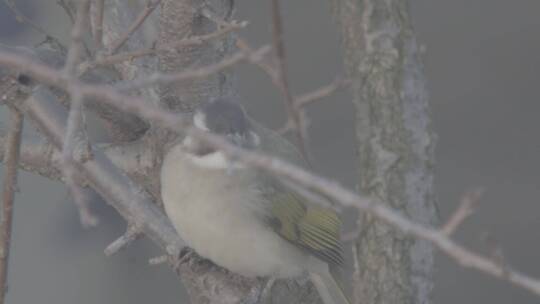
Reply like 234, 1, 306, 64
330, 1, 438, 304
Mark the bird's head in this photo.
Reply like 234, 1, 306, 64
182, 98, 260, 169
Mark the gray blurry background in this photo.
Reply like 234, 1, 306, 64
1, 1, 539, 303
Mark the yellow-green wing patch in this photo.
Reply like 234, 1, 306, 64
269, 193, 344, 268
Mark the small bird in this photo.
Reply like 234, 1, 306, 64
161, 98, 350, 304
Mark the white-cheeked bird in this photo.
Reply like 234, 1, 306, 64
161, 98, 350, 304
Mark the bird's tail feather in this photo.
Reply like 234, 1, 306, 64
309, 271, 351, 304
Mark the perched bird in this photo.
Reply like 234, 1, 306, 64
161, 98, 349, 304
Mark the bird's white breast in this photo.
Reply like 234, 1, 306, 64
160, 145, 306, 278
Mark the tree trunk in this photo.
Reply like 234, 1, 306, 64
330, 1, 438, 304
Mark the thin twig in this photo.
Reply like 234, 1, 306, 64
62, 91, 97, 228
65, 175, 98, 227
91, 0, 105, 50
63, 0, 97, 228
118, 45, 271, 91
104, 224, 142, 256
108, 0, 162, 54
0, 137, 64, 182
0, 108, 23, 304
442, 188, 484, 235
0, 50, 186, 128
64, 0, 90, 75
270, 0, 310, 161
236, 38, 279, 80
4, 0, 53, 38
202, 9, 307, 146
14, 85, 184, 262
351, 243, 360, 304
278, 77, 351, 134
56, 0, 75, 24
295, 77, 351, 108
80, 20, 247, 72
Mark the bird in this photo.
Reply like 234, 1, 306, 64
160, 98, 350, 304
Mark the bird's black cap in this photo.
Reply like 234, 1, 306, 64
198, 98, 250, 136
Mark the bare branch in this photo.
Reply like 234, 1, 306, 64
119, 45, 271, 91
278, 77, 351, 134
0, 137, 63, 181
63, 0, 98, 228
82, 20, 247, 71
236, 38, 279, 81
0, 108, 23, 304
270, 0, 309, 161
442, 188, 484, 236
64, 0, 90, 75
19, 86, 183, 255
69, 182, 100, 227
295, 77, 351, 108
91, 0, 106, 50
0, 53, 182, 132
207, 5, 311, 160
0, 44, 147, 141
4, 0, 53, 38
104, 224, 143, 256
0, 46, 268, 119
108, 0, 162, 54
57, 0, 76, 24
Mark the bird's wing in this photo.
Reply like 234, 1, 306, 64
250, 121, 344, 267
266, 191, 344, 268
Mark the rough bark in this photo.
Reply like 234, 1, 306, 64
158, 0, 236, 112
330, 1, 438, 304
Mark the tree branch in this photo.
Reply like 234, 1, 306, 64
0, 43, 148, 142
442, 188, 484, 236
3, 33, 540, 300
269, 0, 310, 161
0, 107, 23, 304
0, 137, 63, 182
104, 224, 143, 256
278, 77, 350, 134
16, 85, 183, 256
90, 0, 105, 50
62, 0, 99, 228
82, 20, 247, 71
4, 0, 54, 38
108, 0, 162, 54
